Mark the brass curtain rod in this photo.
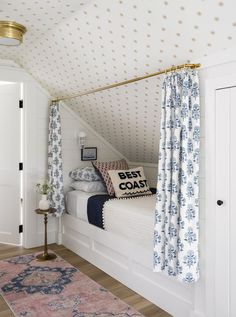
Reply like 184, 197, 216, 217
52, 63, 201, 103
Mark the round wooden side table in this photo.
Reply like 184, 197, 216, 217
35, 208, 57, 261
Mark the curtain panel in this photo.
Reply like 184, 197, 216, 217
153, 70, 200, 283
48, 101, 65, 217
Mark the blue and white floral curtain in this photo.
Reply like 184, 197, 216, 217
153, 69, 200, 283
48, 101, 65, 217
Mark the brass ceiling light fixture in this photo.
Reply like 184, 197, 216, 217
0, 21, 27, 46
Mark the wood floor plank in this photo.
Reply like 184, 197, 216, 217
0, 243, 172, 317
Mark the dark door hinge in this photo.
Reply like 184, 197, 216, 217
19, 224, 23, 233
19, 162, 23, 171
19, 99, 23, 108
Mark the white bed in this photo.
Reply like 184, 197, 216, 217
103, 195, 156, 248
66, 190, 155, 248
61, 190, 195, 317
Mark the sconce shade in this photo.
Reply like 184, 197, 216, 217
78, 132, 87, 149
79, 132, 86, 138
0, 21, 27, 46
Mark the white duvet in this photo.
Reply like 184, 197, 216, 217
102, 195, 156, 248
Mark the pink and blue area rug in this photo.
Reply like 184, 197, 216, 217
0, 252, 143, 317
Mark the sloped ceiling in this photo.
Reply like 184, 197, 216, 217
0, 0, 236, 162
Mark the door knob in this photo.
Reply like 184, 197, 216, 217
217, 200, 223, 206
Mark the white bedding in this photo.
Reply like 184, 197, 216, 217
103, 195, 156, 248
66, 190, 156, 248
66, 190, 107, 221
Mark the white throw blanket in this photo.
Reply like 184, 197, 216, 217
102, 195, 156, 248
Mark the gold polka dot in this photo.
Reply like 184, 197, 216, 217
233, 22, 236, 27
228, 36, 232, 40
218, 2, 224, 6
214, 17, 219, 21
197, 12, 202, 16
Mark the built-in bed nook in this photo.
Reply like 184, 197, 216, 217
2, 2, 236, 316
48, 63, 202, 317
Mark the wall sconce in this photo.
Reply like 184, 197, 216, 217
78, 131, 87, 149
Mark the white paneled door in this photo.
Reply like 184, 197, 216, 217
215, 87, 236, 317
0, 83, 21, 245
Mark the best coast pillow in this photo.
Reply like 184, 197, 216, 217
69, 166, 102, 182
108, 167, 152, 198
92, 159, 129, 196
70, 181, 107, 193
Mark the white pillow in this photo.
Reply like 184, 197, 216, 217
70, 181, 107, 193
108, 167, 152, 198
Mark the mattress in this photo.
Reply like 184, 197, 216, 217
103, 195, 156, 248
66, 190, 107, 221
66, 190, 156, 248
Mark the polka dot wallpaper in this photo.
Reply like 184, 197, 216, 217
0, 0, 236, 162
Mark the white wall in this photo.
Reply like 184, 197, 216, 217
23, 82, 58, 248
128, 162, 157, 188
60, 103, 126, 193
0, 63, 57, 248
60, 102, 159, 192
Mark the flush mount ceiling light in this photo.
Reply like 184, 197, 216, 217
0, 21, 26, 46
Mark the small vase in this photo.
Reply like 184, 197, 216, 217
39, 194, 50, 210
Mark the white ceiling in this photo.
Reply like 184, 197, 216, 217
0, 0, 236, 162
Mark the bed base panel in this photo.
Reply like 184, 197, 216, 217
62, 214, 194, 317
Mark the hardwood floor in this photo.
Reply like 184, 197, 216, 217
0, 243, 172, 317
